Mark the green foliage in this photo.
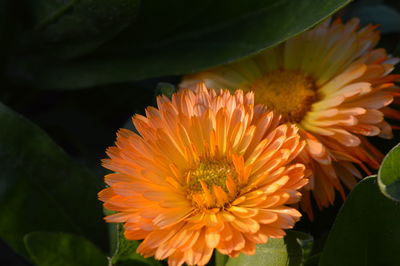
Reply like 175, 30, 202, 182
225, 231, 313, 266
0, 102, 107, 259
378, 143, 400, 201
109, 224, 162, 266
302, 254, 320, 266
320, 176, 400, 266
24, 232, 108, 266
10, 0, 350, 89
2, 0, 400, 265
29, 0, 141, 58
215, 250, 229, 266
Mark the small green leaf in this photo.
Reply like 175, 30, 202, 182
0, 102, 107, 258
378, 143, 400, 201
225, 230, 313, 266
24, 232, 108, 266
320, 176, 400, 266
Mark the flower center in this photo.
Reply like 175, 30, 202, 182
250, 69, 318, 123
185, 158, 237, 208
186, 159, 235, 192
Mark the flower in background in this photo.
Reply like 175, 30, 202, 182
99, 84, 307, 265
181, 18, 400, 218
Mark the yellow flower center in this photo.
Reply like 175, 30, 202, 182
185, 158, 238, 208
186, 159, 236, 193
250, 69, 318, 123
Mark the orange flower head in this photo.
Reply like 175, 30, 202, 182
181, 18, 400, 219
99, 84, 307, 265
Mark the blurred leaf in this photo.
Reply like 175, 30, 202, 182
27, 0, 141, 58
0, 102, 107, 259
24, 232, 108, 266
378, 143, 400, 201
320, 176, 400, 266
0, 0, 8, 57
225, 230, 313, 266
0, 0, 19, 76
215, 250, 229, 266
11, 0, 351, 89
110, 224, 162, 266
345, 3, 400, 33
303, 254, 320, 266
294, 231, 313, 263
155, 82, 176, 98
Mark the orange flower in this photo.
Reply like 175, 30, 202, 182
99, 84, 307, 265
181, 18, 400, 219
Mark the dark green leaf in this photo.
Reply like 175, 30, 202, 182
225, 230, 313, 266
11, 0, 351, 89
0, 102, 107, 258
320, 176, 400, 266
24, 232, 108, 266
378, 143, 400, 201
28, 0, 141, 58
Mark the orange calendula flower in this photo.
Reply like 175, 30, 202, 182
99, 84, 307, 266
181, 18, 400, 218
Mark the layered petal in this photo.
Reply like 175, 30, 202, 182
99, 84, 307, 265
181, 18, 400, 218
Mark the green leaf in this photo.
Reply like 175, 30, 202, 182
378, 143, 400, 201
110, 224, 162, 266
215, 250, 229, 266
320, 176, 400, 266
225, 230, 313, 266
11, 0, 350, 89
27, 0, 141, 58
0, 102, 107, 258
24, 232, 108, 266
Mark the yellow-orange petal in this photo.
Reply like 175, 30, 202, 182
99, 84, 307, 265
180, 17, 400, 219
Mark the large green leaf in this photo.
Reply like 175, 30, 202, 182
225, 230, 313, 266
24, 232, 108, 266
26, 0, 141, 58
0, 102, 107, 258
378, 143, 400, 201
11, 0, 350, 89
320, 176, 400, 266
